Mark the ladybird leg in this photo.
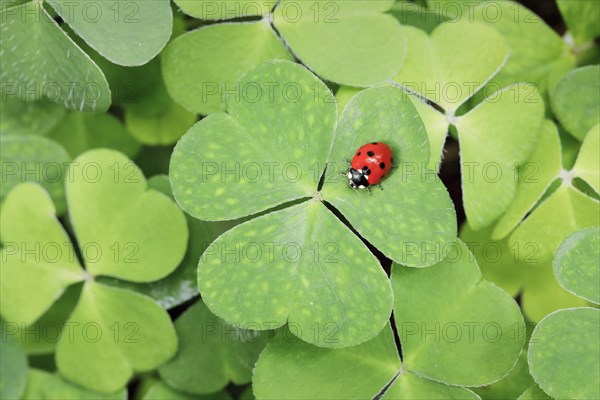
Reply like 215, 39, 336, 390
378, 183, 384, 191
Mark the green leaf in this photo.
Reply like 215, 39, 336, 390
461, 223, 529, 298
24, 369, 127, 399
0, 184, 84, 325
472, 350, 535, 400
553, 227, 600, 304
551, 66, 600, 140
0, 326, 27, 400
11, 284, 81, 355
517, 385, 552, 400
254, 324, 480, 399
557, 0, 600, 45
0, 134, 71, 214
572, 123, 600, 194
66, 149, 188, 282
47, 0, 172, 66
521, 260, 589, 323
56, 282, 177, 393
0, 2, 111, 112
273, 0, 405, 86
321, 86, 457, 267
159, 301, 269, 394
492, 121, 562, 240
143, 382, 231, 400
102, 175, 231, 309
46, 112, 140, 159
174, 0, 274, 19
0, 98, 65, 136
254, 325, 400, 399
509, 183, 600, 263
198, 200, 393, 348
124, 87, 196, 146
456, 84, 545, 230
528, 308, 600, 400
394, 22, 509, 114
162, 22, 293, 115
470, 1, 574, 96
393, 240, 526, 386
170, 60, 335, 221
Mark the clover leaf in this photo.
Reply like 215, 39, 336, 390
0, 98, 65, 136
272, 0, 405, 86
163, 0, 405, 115
517, 385, 552, 400
0, 149, 187, 392
253, 240, 524, 398
159, 301, 269, 394
528, 307, 600, 400
47, 112, 140, 159
0, 2, 110, 112
553, 227, 600, 305
143, 381, 231, 400
394, 22, 545, 229
473, 351, 535, 400
496, 122, 599, 263
23, 369, 127, 399
551, 66, 600, 140
254, 325, 479, 400
469, 1, 575, 97
171, 60, 457, 347
557, 0, 600, 46
0, 326, 27, 400
162, 21, 293, 115
0, 134, 71, 214
46, 0, 172, 67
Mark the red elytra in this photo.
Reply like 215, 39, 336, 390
346, 142, 393, 189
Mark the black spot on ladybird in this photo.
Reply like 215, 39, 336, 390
371, 142, 378, 145
367, 151, 375, 157
356, 152, 361, 156
380, 162, 386, 170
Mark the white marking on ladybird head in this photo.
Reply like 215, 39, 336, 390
347, 171, 352, 179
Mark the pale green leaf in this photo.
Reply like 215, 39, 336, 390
456, 84, 545, 230
47, 0, 172, 66
492, 121, 563, 240
472, 350, 534, 400
551, 66, 600, 140
42, 370, 127, 399
509, 183, 600, 263
471, 1, 575, 96
321, 85, 456, 267
0, 184, 84, 325
572, 123, 600, 194
394, 22, 508, 114
253, 325, 400, 399
159, 301, 269, 394
557, 0, 600, 45
0, 2, 110, 112
174, 0, 274, 19
46, 112, 140, 159
383, 373, 480, 399
273, 0, 405, 86
0, 326, 27, 400
198, 200, 393, 348
66, 149, 188, 282
170, 60, 335, 221
528, 308, 600, 400
0, 98, 65, 136
56, 282, 177, 393
144, 382, 231, 400
521, 261, 589, 323
517, 385, 552, 400
393, 240, 526, 386
553, 227, 600, 304
162, 21, 293, 115
0, 134, 71, 214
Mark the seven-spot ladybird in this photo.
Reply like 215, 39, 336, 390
346, 142, 393, 190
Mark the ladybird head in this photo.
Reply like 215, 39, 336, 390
346, 168, 370, 190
